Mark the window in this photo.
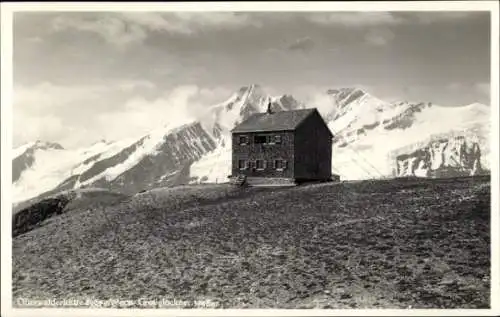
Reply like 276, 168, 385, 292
275, 159, 287, 171
239, 136, 248, 145
238, 160, 247, 170
275, 159, 283, 169
255, 134, 280, 144
249, 161, 255, 169
254, 135, 267, 144
256, 159, 265, 170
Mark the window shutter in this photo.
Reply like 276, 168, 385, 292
263, 160, 267, 169
245, 160, 249, 169
284, 160, 288, 169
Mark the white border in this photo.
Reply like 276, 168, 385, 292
1, 2, 499, 317
0, 1, 498, 12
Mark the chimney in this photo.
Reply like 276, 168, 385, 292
266, 98, 273, 114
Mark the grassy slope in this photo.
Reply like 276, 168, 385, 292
12, 188, 130, 237
12, 178, 490, 309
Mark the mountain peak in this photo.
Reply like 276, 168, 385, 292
327, 87, 368, 97
326, 87, 384, 113
32, 140, 64, 150
236, 84, 265, 98
90, 139, 111, 146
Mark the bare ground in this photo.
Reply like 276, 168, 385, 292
12, 177, 490, 309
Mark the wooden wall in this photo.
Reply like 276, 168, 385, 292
293, 111, 333, 181
231, 131, 294, 178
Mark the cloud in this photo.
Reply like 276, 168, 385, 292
307, 92, 337, 119
14, 81, 232, 148
447, 82, 490, 97
13, 110, 66, 148
306, 12, 403, 27
305, 11, 480, 28
14, 80, 157, 114
26, 36, 43, 43
32, 11, 484, 50
447, 82, 463, 92
292, 85, 339, 118
170, 12, 262, 31
474, 82, 490, 95
50, 12, 262, 47
287, 37, 315, 52
14, 82, 105, 114
95, 85, 232, 142
13, 79, 161, 147
404, 12, 481, 24
51, 14, 148, 46
114, 79, 157, 91
364, 28, 395, 46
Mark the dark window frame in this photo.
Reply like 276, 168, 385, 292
256, 159, 266, 170
254, 135, 267, 144
254, 134, 282, 145
239, 135, 249, 145
238, 159, 247, 170
274, 159, 288, 171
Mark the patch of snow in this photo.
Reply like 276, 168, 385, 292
12, 147, 100, 203
331, 103, 490, 180
12, 141, 36, 159
80, 122, 195, 185
190, 145, 232, 184
71, 137, 138, 176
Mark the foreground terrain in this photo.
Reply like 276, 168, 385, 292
12, 176, 490, 309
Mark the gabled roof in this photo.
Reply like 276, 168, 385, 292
232, 108, 327, 134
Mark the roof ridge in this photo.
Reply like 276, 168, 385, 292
231, 107, 321, 133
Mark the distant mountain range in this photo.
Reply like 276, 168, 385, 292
12, 84, 490, 204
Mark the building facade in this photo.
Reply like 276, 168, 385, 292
230, 107, 334, 184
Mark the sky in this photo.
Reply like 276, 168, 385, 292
12, 10, 492, 149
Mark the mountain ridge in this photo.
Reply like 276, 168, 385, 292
12, 85, 490, 204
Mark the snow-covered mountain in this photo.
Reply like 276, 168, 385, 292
191, 84, 304, 183
13, 140, 65, 184
193, 86, 490, 182
12, 122, 217, 204
324, 88, 490, 180
12, 84, 490, 204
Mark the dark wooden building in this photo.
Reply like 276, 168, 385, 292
230, 105, 334, 185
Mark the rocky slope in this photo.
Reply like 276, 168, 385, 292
389, 134, 486, 178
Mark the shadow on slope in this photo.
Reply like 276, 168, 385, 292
12, 188, 129, 238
